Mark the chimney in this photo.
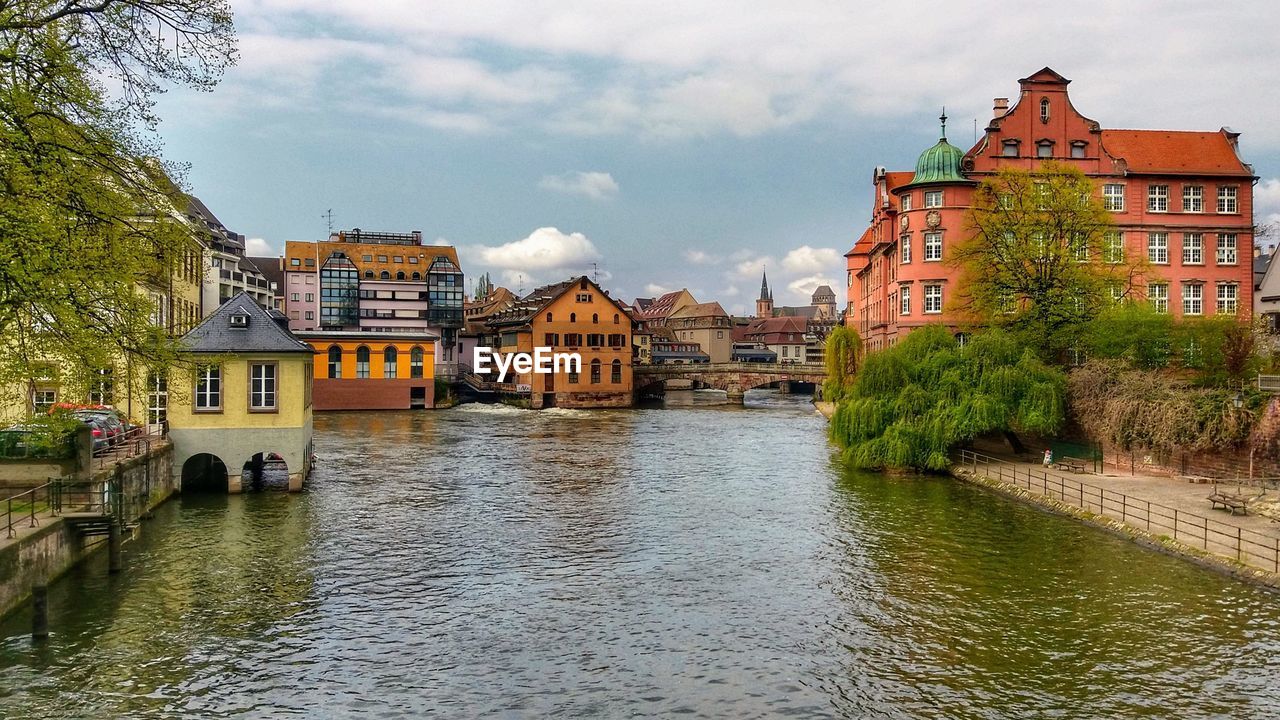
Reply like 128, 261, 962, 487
1256, 245, 1263, 258
412, 230, 423, 245
993, 98, 1009, 118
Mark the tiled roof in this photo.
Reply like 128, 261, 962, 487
884, 171, 915, 192
669, 301, 727, 319
635, 290, 689, 319
846, 226, 875, 256
182, 291, 313, 354
1101, 129, 1253, 176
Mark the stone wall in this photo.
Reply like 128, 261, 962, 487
169, 422, 311, 493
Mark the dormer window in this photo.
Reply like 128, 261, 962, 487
229, 312, 249, 328
1036, 140, 1054, 158
1039, 98, 1050, 123
1001, 140, 1019, 157
1070, 141, 1087, 159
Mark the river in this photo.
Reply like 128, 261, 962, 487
2, 391, 1279, 718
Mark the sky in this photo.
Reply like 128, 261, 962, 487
153, 0, 1280, 315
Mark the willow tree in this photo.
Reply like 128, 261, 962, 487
822, 325, 861, 402
830, 326, 1066, 471
950, 162, 1143, 361
0, 1, 236, 413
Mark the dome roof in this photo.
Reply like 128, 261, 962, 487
905, 111, 969, 187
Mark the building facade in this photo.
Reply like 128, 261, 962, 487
189, 195, 275, 311
667, 301, 733, 363
282, 230, 464, 373
296, 331, 438, 410
167, 292, 314, 493
485, 276, 634, 408
846, 67, 1256, 352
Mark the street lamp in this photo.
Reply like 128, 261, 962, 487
1233, 392, 1244, 410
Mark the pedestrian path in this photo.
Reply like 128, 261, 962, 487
957, 449, 1280, 575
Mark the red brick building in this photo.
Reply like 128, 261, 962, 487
845, 67, 1257, 352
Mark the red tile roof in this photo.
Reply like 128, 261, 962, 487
884, 171, 915, 191
1101, 129, 1253, 176
635, 289, 689, 319
846, 226, 875, 257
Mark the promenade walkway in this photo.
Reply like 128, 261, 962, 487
956, 449, 1280, 576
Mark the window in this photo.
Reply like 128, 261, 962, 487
384, 347, 398, 379
565, 333, 582, 347
305, 293, 314, 302
1182, 283, 1203, 316
1148, 184, 1169, 212
379, 271, 390, 280
411, 346, 424, 378
250, 363, 277, 411
1040, 98, 1050, 123
614, 313, 620, 324
305, 275, 314, 285
1147, 232, 1169, 264
364, 271, 374, 279
544, 333, 559, 347
291, 292, 300, 302
611, 360, 622, 383
1071, 232, 1089, 262
900, 234, 911, 264
570, 313, 576, 323
1182, 233, 1203, 264
1217, 186, 1238, 214
88, 367, 113, 405
1182, 185, 1203, 213
1103, 184, 1125, 212
393, 256, 403, 263
362, 254, 372, 262
1148, 282, 1169, 314
924, 284, 942, 314
924, 191, 942, 208
576, 293, 592, 302
396, 271, 405, 280
900, 285, 911, 315
377, 255, 388, 262
587, 333, 605, 347
412, 272, 421, 280
356, 346, 370, 378
1110, 283, 1126, 303
924, 232, 942, 261
1217, 233, 1238, 264
608, 334, 626, 347
590, 359, 601, 384
327, 346, 342, 378
32, 389, 57, 412
147, 371, 167, 425
592, 313, 599, 324
1036, 141, 1053, 158
193, 365, 221, 411
1070, 142, 1086, 159
304, 311, 314, 320
1001, 140, 1019, 157
1104, 232, 1124, 263
901, 194, 913, 211
781, 346, 789, 358
568, 368, 579, 384
290, 258, 301, 267
546, 313, 553, 322
1213, 283, 1240, 315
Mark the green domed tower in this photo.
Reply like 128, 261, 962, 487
905, 110, 969, 187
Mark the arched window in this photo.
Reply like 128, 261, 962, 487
613, 313, 619, 324
356, 346, 371, 378
396, 271, 405, 280
570, 313, 576, 323
580, 278, 588, 290
410, 346, 425, 378
327, 346, 342, 378
590, 358, 601, 384
363, 270, 374, 279
380, 271, 390, 280
610, 359, 622, 383
592, 313, 598, 324
1040, 98, 1050, 123
384, 346, 398, 378
412, 272, 421, 280
546, 312, 553, 322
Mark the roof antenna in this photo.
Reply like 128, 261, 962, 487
591, 262, 600, 283
973, 117, 977, 143
321, 208, 334, 235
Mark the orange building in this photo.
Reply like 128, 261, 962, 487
484, 276, 633, 408
846, 67, 1256, 352
295, 331, 438, 410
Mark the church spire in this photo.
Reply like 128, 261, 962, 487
759, 267, 770, 301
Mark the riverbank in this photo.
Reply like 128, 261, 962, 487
815, 401, 835, 419
953, 451, 1280, 591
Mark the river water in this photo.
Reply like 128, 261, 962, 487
2, 391, 1279, 718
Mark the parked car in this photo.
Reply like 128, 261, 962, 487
72, 410, 125, 450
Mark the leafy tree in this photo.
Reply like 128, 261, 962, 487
829, 326, 1067, 471
1083, 303, 1174, 369
822, 325, 860, 402
0, 1, 235, 413
950, 162, 1143, 360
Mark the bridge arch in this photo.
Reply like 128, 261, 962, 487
181, 453, 228, 493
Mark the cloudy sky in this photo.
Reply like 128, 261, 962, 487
155, 0, 1280, 314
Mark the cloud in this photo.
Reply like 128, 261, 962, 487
244, 237, 278, 256
781, 245, 843, 274
644, 283, 673, 296
683, 249, 719, 265
787, 274, 838, 299
468, 227, 603, 287
538, 171, 620, 200
1257, 178, 1280, 228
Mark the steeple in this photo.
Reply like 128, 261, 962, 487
903, 107, 969, 188
756, 267, 775, 318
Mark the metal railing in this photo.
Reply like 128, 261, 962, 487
3, 477, 118, 539
4, 481, 56, 538
1259, 374, 1280, 393
957, 449, 1280, 573
90, 424, 166, 470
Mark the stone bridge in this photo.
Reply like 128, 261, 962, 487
634, 362, 826, 402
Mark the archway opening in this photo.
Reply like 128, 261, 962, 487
242, 452, 290, 492
182, 453, 228, 493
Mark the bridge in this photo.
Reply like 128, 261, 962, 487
634, 362, 826, 402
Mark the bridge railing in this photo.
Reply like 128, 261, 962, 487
636, 362, 826, 374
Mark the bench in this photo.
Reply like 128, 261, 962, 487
1183, 475, 1212, 484
1053, 456, 1088, 473
1207, 486, 1262, 515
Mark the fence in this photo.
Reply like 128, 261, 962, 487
3, 477, 118, 539
90, 424, 165, 471
957, 449, 1280, 573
